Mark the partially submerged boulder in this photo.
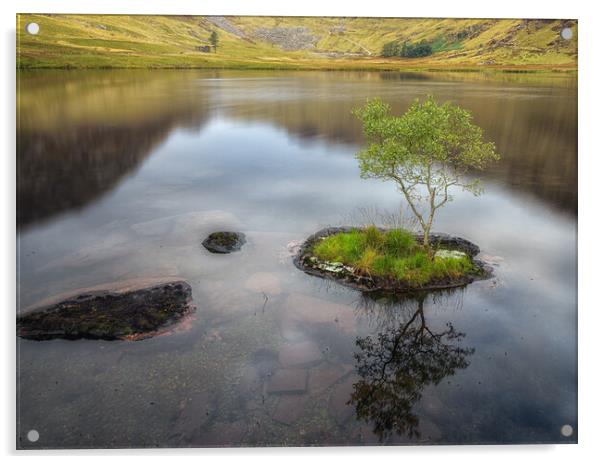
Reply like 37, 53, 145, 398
202, 231, 246, 254
17, 278, 195, 341
293, 227, 492, 294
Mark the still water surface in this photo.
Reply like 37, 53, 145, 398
17, 70, 577, 447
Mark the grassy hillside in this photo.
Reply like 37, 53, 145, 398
16, 15, 577, 71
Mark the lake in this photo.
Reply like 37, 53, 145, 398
16, 69, 577, 447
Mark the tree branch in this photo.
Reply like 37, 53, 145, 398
390, 172, 426, 230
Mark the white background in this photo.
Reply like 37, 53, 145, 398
1, 0, 599, 462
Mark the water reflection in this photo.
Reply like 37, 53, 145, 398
351, 292, 474, 442
218, 73, 577, 213
16, 69, 577, 447
17, 70, 212, 228
17, 69, 577, 231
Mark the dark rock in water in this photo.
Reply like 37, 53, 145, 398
293, 226, 493, 295
202, 231, 246, 254
17, 278, 195, 341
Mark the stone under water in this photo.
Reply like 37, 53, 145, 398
266, 368, 308, 394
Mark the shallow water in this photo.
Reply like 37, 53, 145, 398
17, 69, 577, 447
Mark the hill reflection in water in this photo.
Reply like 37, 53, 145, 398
18, 70, 576, 231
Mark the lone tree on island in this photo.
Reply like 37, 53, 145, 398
209, 30, 219, 52
353, 96, 500, 250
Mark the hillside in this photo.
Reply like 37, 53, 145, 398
16, 15, 578, 71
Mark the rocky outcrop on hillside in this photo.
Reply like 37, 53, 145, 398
254, 27, 319, 50
204, 16, 248, 39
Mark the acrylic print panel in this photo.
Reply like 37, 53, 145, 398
16, 14, 577, 448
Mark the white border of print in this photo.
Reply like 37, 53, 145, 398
1, 1, 598, 463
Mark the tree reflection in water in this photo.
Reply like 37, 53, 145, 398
350, 291, 474, 442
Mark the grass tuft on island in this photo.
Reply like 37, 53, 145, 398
309, 226, 477, 288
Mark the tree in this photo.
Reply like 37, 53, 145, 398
209, 30, 219, 53
381, 41, 401, 57
381, 40, 433, 59
399, 40, 433, 58
353, 96, 499, 250
401, 41, 408, 57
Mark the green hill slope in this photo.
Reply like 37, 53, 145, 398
16, 15, 577, 71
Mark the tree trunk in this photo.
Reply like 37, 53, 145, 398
422, 225, 431, 250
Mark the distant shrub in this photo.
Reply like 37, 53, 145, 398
380, 39, 434, 58
381, 41, 401, 57
401, 40, 433, 58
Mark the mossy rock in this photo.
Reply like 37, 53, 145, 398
202, 231, 246, 254
17, 278, 194, 341
293, 227, 492, 295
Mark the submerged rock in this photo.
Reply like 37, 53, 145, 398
308, 363, 352, 394
17, 278, 194, 341
278, 340, 323, 367
202, 231, 246, 254
272, 394, 309, 425
328, 376, 357, 424
284, 293, 356, 332
266, 368, 308, 394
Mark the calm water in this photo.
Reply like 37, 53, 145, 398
17, 70, 577, 447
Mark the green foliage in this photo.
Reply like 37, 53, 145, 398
364, 225, 384, 249
312, 228, 364, 263
353, 96, 500, 248
354, 96, 499, 176
311, 227, 476, 286
427, 35, 464, 54
356, 248, 379, 274
383, 228, 416, 258
372, 254, 396, 276
400, 40, 433, 58
381, 41, 401, 57
209, 30, 219, 52
381, 40, 435, 58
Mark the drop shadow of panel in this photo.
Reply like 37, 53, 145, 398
17, 70, 212, 230
349, 290, 474, 443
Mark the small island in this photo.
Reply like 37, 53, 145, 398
294, 95, 499, 294
294, 226, 490, 294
